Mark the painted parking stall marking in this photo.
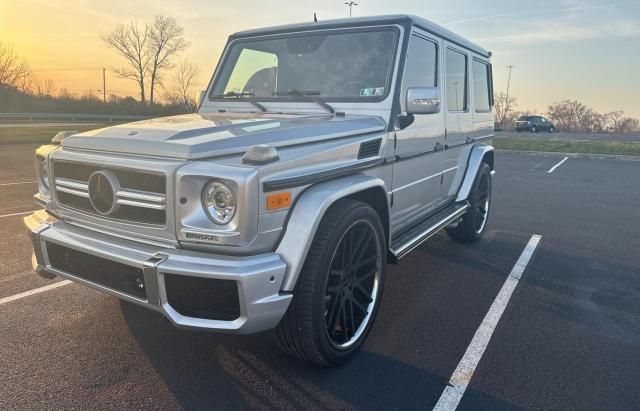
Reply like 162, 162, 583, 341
433, 234, 542, 411
0, 210, 39, 219
547, 157, 568, 173
0, 180, 37, 187
0, 280, 73, 306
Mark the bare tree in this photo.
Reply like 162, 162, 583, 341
604, 111, 624, 133
493, 92, 518, 129
102, 22, 150, 103
0, 42, 31, 90
547, 100, 602, 132
147, 15, 189, 105
170, 59, 200, 112
34, 78, 56, 97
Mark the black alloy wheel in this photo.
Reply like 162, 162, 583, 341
324, 220, 381, 348
275, 199, 386, 366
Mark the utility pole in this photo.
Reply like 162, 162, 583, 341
102, 68, 106, 103
344, 2, 358, 17
503, 65, 515, 129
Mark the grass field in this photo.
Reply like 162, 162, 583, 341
0, 124, 109, 144
494, 138, 640, 157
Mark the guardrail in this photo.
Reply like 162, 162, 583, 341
0, 113, 152, 123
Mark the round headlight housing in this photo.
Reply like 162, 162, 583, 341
202, 180, 236, 225
38, 157, 50, 191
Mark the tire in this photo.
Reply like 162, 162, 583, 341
549, 126, 555, 133
446, 162, 492, 242
275, 199, 386, 366
530, 126, 537, 133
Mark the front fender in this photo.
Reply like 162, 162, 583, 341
276, 174, 386, 292
455, 145, 494, 202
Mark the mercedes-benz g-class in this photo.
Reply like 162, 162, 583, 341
26, 14, 495, 366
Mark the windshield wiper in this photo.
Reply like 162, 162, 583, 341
209, 91, 267, 112
272, 90, 335, 114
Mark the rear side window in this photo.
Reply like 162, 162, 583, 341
401, 35, 437, 112
446, 48, 467, 111
472, 60, 491, 112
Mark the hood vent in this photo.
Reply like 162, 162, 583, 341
357, 138, 382, 159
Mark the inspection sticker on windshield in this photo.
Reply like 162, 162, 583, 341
360, 87, 385, 97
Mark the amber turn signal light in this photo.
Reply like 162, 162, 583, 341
267, 192, 291, 210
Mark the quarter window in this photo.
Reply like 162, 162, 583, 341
446, 48, 467, 111
472, 60, 491, 112
401, 35, 437, 112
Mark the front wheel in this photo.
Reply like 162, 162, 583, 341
446, 162, 492, 242
275, 199, 386, 366
530, 125, 538, 133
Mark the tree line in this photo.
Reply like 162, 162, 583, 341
0, 15, 201, 115
494, 92, 640, 134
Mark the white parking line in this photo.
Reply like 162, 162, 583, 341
0, 210, 38, 218
433, 234, 542, 411
0, 180, 37, 187
547, 157, 568, 173
0, 280, 73, 306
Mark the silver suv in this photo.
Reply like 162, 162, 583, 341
26, 15, 495, 366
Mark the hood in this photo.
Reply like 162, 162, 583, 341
62, 113, 387, 160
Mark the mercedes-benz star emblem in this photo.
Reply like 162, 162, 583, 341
88, 170, 120, 215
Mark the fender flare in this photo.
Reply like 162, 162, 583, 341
455, 144, 494, 202
276, 174, 387, 292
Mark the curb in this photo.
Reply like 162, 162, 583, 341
496, 150, 640, 161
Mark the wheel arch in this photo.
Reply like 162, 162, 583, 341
276, 174, 388, 292
455, 144, 494, 202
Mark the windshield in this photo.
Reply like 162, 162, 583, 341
211, 28, 399, 102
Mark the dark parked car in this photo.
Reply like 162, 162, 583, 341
515, 116, 555, 133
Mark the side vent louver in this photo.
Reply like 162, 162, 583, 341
358, 138, 382, 159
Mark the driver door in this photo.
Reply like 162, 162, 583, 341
391, 32, 445, 229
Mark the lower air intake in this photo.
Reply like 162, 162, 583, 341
46, 242, 146, 299
164, 274, 240, 321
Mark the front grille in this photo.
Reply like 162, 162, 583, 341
46, 242, 147, 299
52, 160, 167, 226
164, 274, 240, 321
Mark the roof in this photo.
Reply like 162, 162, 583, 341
231, 14, 490, 58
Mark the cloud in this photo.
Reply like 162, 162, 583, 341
442, 4, 619, 26
477, 18, 640, 45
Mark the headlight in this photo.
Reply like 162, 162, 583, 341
36, 156, 50, 194
202, 180, 236, 225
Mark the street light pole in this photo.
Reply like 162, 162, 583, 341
344, 2, 358, 18
102, 68, 106, 103
503, 65, 515, 129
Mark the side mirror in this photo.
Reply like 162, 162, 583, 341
406, 87, 441, 115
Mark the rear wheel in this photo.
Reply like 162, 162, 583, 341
446, 162, 492, 242
549, 126, 555, 133
275, 199, 386, 366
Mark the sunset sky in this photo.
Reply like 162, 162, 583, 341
2, 0, 639, 117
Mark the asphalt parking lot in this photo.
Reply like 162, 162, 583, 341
1, 144, 639, 410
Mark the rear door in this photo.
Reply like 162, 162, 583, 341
441, 44, 473, 200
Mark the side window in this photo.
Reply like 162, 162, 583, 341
446, 48, 468, 111
472, 59, 491, 112
401, 35, 437, 112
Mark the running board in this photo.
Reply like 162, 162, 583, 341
390, 202, 469, 260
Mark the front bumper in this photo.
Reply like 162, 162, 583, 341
25, 210, 292, 334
